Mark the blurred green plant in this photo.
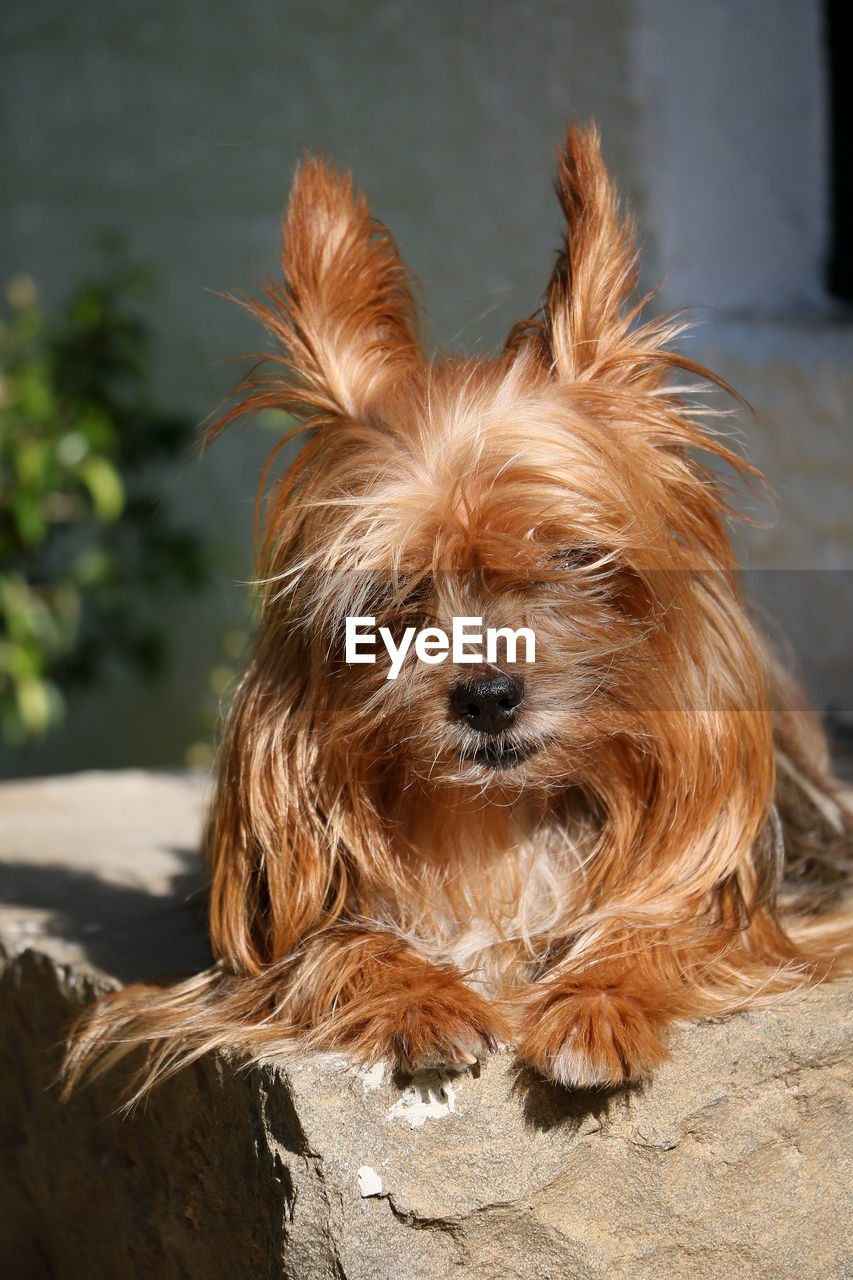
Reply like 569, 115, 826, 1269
0, 263, 207, 744
185, 623, 251, 771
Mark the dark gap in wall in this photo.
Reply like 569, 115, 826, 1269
826, 0, 853, 300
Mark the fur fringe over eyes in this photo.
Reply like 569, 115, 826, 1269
63, 124, 853, 1109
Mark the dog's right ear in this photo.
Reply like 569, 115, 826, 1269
219, 158, 423, 429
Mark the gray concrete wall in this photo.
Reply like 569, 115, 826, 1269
1, 0, 849, 775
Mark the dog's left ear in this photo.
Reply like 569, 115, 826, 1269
507, 124, 652, 385
222, 158, 423, 428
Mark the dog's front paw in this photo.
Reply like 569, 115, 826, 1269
304, 966, 509, 1072
517, 983, 669, 1088
388, 982, 509, 1072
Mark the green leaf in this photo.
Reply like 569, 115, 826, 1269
15, 361, 56, 421
14, 438, 51, 487
0, 639, 36, 678
15, 674, 59, 735
77, 405, 118, 454
13, 493, 48, 545
77, 456, 125, 521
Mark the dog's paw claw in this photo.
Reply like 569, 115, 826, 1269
389, 985, 508, 1073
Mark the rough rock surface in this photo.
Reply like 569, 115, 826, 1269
1, 770, 851, 1280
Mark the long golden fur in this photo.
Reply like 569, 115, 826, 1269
65, 125, 852, 1106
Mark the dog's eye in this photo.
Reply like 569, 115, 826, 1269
527, 546, 612, 591
550, 546, 609, 571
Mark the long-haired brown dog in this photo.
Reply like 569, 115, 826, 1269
66, 125, 851, 1105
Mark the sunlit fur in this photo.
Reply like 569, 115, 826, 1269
64, 125, 852, 1107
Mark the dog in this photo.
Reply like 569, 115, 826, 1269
65, 124, 851, 1104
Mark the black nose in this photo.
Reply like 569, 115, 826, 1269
450, 672, 524, 735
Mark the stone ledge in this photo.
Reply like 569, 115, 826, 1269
1, 770, 851, 1280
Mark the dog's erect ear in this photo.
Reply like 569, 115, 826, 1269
507, 124, 650, 384
223, 158, 423, 426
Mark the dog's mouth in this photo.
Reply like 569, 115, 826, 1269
468, 738, 540, 771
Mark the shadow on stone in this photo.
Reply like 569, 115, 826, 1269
0, 853, 212, 984
511, 1064, 639, 1132
389, 1057, 482, 1095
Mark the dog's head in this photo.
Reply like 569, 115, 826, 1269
214, 126, 772, 817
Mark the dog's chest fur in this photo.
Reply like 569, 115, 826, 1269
377, 799, 594, 990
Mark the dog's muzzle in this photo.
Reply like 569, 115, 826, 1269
450, 672, 524, 735
449, 672, 538, 770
